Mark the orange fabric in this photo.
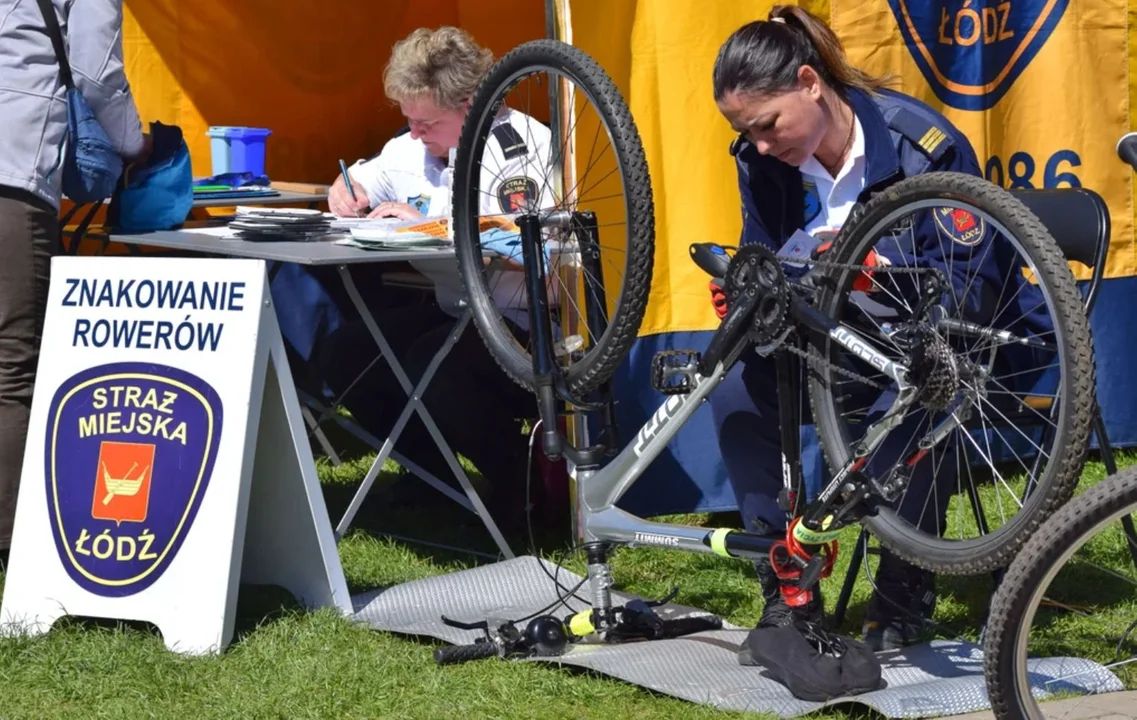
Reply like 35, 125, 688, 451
121, 1, 547, 185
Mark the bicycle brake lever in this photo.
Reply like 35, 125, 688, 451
610, 599, 665, 639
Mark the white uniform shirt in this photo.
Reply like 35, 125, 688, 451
350, 108, 554, 320
797, 115, 891, 307
798, 115, 866, 237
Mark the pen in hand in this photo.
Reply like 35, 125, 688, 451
338, 158, 362, 217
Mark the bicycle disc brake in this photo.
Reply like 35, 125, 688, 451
769, 518, 838, 606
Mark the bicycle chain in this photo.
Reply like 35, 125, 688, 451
754, 254, 944, 393
781, 340, 887, 391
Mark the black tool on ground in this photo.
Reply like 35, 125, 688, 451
433, 590, 723, 665
434, 614, 564, 665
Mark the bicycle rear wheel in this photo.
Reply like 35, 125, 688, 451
452, 40, 655, 396
807, 172, 1094, 575
984, 467, 1137, 719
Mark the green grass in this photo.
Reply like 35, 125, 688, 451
0, 427, 1134, 719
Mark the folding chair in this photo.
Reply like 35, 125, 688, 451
831, 186, 1137, 628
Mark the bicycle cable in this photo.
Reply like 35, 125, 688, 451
524, 417, 591, 614
859, 535, 966, 643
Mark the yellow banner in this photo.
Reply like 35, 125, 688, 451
831, 0, 1134, 279
569, 1, 827, 336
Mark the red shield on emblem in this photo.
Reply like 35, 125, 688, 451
91, 441, 155, 524
951, 210, 976, 232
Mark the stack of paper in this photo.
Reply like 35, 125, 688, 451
227, 207, 336, 241
334, 217, 453, 250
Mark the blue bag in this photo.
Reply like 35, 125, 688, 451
109, 121, 194, 232
36, 0, 125, 203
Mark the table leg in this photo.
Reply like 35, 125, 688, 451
300, 403, 343, 466
315, 406, 475, 512
334, 267, 515, 559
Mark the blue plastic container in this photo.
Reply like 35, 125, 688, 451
205, 126, 272, 178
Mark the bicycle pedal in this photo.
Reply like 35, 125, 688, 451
651, 350, 702, 395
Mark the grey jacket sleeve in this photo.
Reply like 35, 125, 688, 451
65, 0, 144, 159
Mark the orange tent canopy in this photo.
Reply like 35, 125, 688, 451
122, 0, 550, 185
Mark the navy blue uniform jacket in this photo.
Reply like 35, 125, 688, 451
731, 86, 1051, 339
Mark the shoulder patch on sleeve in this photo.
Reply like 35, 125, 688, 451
491, 124, 529, 160
887, 109, 952, 162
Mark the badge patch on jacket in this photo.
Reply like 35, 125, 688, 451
406, 194, 431, 214
934, 207, 985, 246
498, 177, 538, 213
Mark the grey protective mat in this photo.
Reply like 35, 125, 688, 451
351, 556, 1124, 718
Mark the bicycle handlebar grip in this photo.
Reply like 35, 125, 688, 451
433, 640, 499, 665
658, 615, 724, 638
1118, 132, 1137, 172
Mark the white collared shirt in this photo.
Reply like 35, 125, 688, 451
798, 115, 867, 236
349, 108, 554, 320
350, 108, 552, 218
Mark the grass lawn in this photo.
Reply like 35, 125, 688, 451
0, 428, 1134, 719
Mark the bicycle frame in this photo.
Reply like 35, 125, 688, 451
568, 291, 916, 557
516, 211, 966, 624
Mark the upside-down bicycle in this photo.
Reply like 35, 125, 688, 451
433, 39, 1095, 664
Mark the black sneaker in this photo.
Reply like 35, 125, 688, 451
861, 550, 936, 652
739, 554, 824, 665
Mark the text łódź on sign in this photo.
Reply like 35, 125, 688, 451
833, 0, 1132, 279
0, 256, 351, 654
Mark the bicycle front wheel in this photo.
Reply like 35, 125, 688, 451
452, 40, 655, 396
984, 467, 1137, 719
807, 172, 1095, 575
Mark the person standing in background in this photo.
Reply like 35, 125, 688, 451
0, 0, 148, 560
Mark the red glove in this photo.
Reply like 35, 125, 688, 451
813, 240, 881, 293
709, 280, 728, 319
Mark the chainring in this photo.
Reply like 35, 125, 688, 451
723, 244, 790, 346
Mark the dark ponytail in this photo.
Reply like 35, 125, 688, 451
712, 5, 891, 101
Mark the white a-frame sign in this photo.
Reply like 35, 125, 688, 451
0, 256, 352, 655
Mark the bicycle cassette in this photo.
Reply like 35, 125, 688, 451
723, 244, 790, 345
